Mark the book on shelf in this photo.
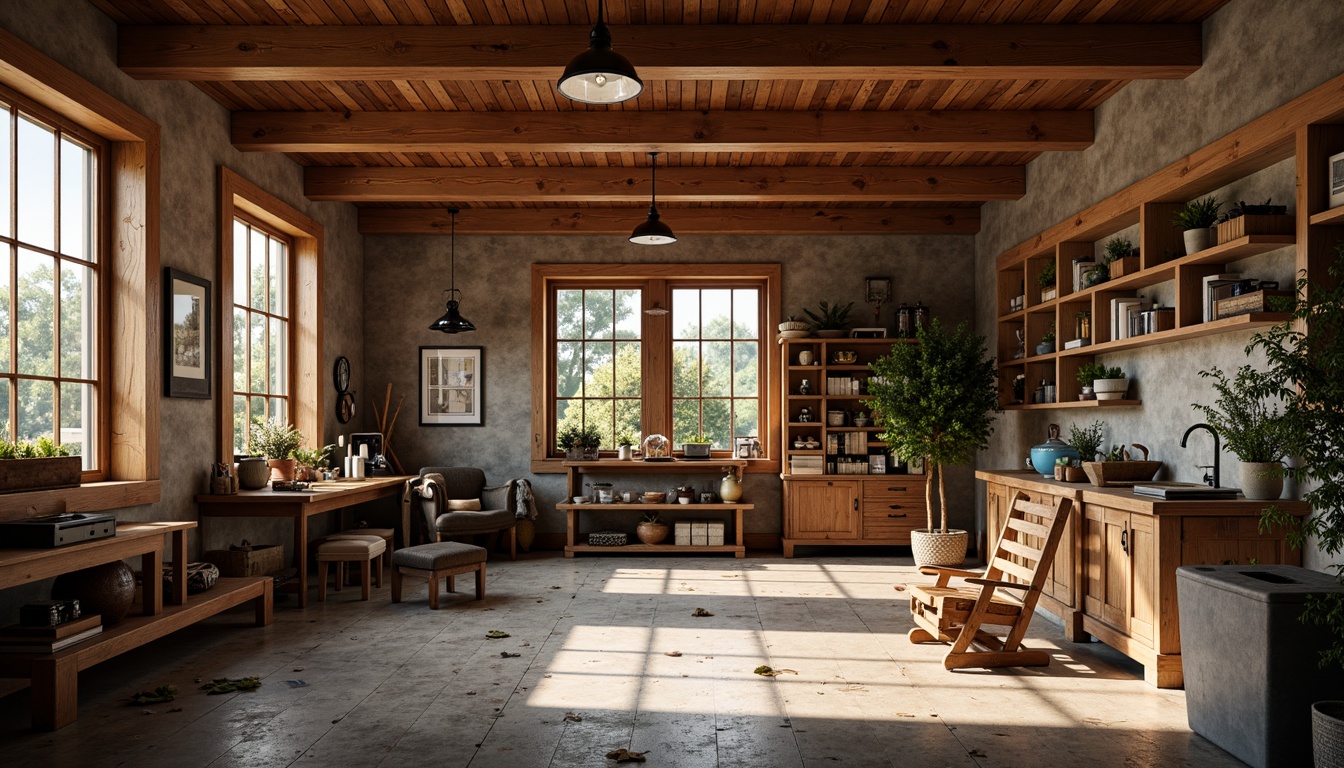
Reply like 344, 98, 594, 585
1202, 273, 1241, 323
0, 614, 100, 640
1110, 297, 1150, 341
0, 625, 103, 654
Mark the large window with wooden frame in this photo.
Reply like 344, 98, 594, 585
230, 217, 291, 454
0, 88, 105, 475
532, 265, 781, 471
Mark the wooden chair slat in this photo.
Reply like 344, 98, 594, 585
1005, 516, 1052, 539
997, 538, 1043, 562
990, 557, 1036, 583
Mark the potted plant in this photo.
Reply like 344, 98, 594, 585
1067, 420, 1106, 467
1089, 364, 1129, 400
558, 424, 603, 460
1037, 260, 1057, 302
1192, 364, 1289, 500
1035, 324, 1055, 356
0, 436, 81, 494
682, 433, 713, 459
636, 512, 670, 545
1105, 237, 1140, 279
1173, 195, 1222, 255
248, 418, 303, 482
803, 300, 854, 338
291, 443, 336, 482
616, 432, 637, 461
867, 318, 1001, 566
1076, 361, 1107, 400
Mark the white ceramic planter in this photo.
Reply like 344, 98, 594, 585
1183, 227, 1214, 254
1092, 377, 1129, 400
910, 529, 968, 567
1239, 461, 1284, 500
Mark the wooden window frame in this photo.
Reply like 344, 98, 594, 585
531, 263, 781, 474
0, 28, 160, 516
228, 214, 294, 453
217, 167, 322, 462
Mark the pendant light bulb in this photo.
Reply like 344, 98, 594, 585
630, 152, 677, 245
429, 209, 477, 333
557, 0, 643, 105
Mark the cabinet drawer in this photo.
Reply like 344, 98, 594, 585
863, 480, 923, 502
862, 504, 922, 540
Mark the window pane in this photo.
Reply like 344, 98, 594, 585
556, 290, 583, 339
0, 106, 10, 238
614, 341, 640, 397
672, 398, 699, 444
555, 398, 579, 448
583, 341, 613, 397
249, 227, 267, 310
733, 289, 758, 339
16, 115, 55, 251
233, 308, 247, 391
583, 403, 612, 450
17, 249, 55, 377
249, 394, 265, 426
250, 312, 267, 393
271, 396, 287, 426
702, 399, 731, 448
734, 341, 758, 395
615, 399, 641, 444
59, 382, 94, 469
556, 340, 583, 397
17, 378, 54, 443
583, 289, 613, 340
60, 137, 94, 262
0, 379, 9, 440
702, 289, 732, 338
269, 236, 287, 316
734, 399, 759, 439
269, 317, 287, 395
60, 262, 95, 379
702, 341, 731, 397
672, 288, 699, 339
0, 247, 9, 374
233, 395, 247, 454
672, 341, 699, 397
614, 289, 641, 339
233, 220, 248, 306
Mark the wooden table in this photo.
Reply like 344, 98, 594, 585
196, 476, 412, 607
0, 521, 273, 730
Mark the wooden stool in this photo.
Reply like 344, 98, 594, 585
316, 535, 385, 601
391, 542, 486, 609
329, 527, 395, 569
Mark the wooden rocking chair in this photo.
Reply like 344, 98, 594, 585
907, 491, 1073, 670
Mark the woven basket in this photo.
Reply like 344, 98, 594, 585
911, 529, 968, 567
1314, 701, 1344, 768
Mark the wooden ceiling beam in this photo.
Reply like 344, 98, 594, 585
119, 24, 1201, 81
234, 110, 1093, 153
357, 207, 979, 236
305, 165, 1025, 203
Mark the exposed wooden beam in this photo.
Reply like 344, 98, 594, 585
357, 207, 979, 236
119, 24, 1201, 81
305, 165, 1025, 203
235, 110, 1092, 154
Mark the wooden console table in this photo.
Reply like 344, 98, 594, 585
196, 476, 412, 607
0, 522, 273, 730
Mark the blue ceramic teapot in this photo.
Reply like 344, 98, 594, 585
1026, 423, 1081, 478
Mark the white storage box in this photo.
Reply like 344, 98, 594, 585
674, 522, 691, 546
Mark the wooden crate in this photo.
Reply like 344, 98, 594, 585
1109, 256, 1141, 279
0, 456, 81, 494
1216, 214, 1294, 244
203, 544, 285, 577
1215, 289, 1294, 319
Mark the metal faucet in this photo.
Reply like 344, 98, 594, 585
1181, 423, 1221, 488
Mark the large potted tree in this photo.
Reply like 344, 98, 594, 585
867, 319, 1002, 566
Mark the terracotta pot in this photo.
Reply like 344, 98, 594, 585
910, 529, 968, 567
268, 458, 297, 482
636, 522, 670, 546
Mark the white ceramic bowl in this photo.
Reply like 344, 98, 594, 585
678, 497, 691, 505
572, 495, 588, 503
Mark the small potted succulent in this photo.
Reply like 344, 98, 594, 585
248, 418, 304, 482
804, 300, 854, 338
1076, 361, 1107, 400
1037, 260, 1057, 302
1105, 237, 1140, 280
636, 513, 670, 545
1173, 196, 1222, 255
616, 432, 638, 461
1087, 364, 1129, 400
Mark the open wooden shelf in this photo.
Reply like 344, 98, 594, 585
1309, 205, 1344, 226
565, 544, 745, 555
1004, 399, 1142, 411
1057, 312, 1289, 356
557, 502, 751, 511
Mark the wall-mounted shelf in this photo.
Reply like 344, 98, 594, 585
1004, 399, 1142, 411
1308, 204, 1344, 226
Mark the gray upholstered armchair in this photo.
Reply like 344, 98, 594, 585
415, 467, 519, 559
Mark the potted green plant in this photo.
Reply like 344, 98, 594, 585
0, 436, 81, 494
1037, 260, 1057, 301
1192, 364, 1289, 500
1089, 364, 1128, 400
1076, 361, 1108, 400
1105, 237, 1140, 279
636, 512, 669, 545
558, 424, 603, 460
616, 432, 637, 461
1035, 324, 1055, 356
248, 418, 304, 481
291, 443, 336, 482
1173, 195, 1222, 255
682, 433, 713, 459
1067, 420, 1106, 465
867, 318, 1001, 566
803, 300, 854, 338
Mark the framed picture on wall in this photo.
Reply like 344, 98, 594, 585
164, 268, 211, 398
420, 346, 484, 426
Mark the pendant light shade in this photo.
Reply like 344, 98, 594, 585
429, 210, 476, 333
557, 0, 643, 105
630, 152, 677, 245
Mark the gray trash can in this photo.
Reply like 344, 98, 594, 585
1177, 565, 1344, 768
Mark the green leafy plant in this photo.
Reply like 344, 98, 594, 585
803, 300, 854, 331
1041, 328, 1055, 345
641, 512, 663, 524
1083, 263, 1110, 287
1246, 244, 1344, 668
685, 434, 712, 444
248, 419, 303, 460
1172, 196, 1222, 230
616, 432, 636, 447
1037, 260, 1056, 289
1104, 444, 1130, 462
1068, 421, 1106, 462
1192, 365, 1289, 463
0, 436, 77, 459
1103, 237, 1135, 264
292, 444, 336, 469
558, 424, 604, 452
1076, 362, 1108, 386
579, 424, 603, 450
866, 319, 1001, 533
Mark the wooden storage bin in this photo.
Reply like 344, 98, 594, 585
1214, 289, 1294, 319
1109, 256, 1141, 279
0, 456, 81, 494
203, 544, 284, 577
1216, 214, 1293, 244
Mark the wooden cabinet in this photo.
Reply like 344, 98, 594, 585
785, 479, 858, 541
782, 477, 924, 557
979, 469, 1309, 688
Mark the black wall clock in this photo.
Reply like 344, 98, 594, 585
333, 356, 351, 393
336, 391, 356, 424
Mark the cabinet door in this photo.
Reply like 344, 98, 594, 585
1082, 503, 1106, 618
1127, 513, 1156, 644
786, 480, 859, 539
1082, 505, 1131, 631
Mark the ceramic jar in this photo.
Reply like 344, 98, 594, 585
719, 473, 743, 503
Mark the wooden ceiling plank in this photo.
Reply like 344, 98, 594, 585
119, 23, 1203, 81
304, 163, 1026, 202
358, 205, 979, 234
232, 108, 1095, 153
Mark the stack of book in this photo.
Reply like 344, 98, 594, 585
0, 615, 103, 654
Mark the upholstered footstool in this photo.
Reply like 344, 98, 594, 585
316, 535, 385, 601
391, 542, 486, 608
329, 527, 395, 569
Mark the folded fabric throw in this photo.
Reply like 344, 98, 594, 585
515, 478, 538, 521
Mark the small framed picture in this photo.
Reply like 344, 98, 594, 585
420, 346, 484, 426
164, 268, 211, 398
851, 327, 888, 338
870, 454, 887, 475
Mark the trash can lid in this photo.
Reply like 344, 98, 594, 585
1176, 565, 1344, 603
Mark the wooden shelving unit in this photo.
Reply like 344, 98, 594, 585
1308, 204, 1344, 226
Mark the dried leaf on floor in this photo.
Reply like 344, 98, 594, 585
691, 608, 714, 617
465, 691, 477, 696
969, 749, 987, 758
895, 712, 917, 718
500, 652, 521, 658
753, 665, 797, 677
201, 677, 260, 695
486, 630, 511, 639
129, 685, 177, 705
665, 651, 683, 657
605, 748, 648, 763
168, 707, 183, 713
550, 586, 562, 589
564, 712, 583, 722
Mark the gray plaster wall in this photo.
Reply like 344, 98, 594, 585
0, 1, 366, 578
974, 0, 1344, 571
363, 233, 977, 542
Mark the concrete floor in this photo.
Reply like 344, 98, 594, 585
0, 553, 1243, 768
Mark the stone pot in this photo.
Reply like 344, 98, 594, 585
1092, 377, 1129, 400
236, 457, 271, 490
1239, 461, 1284, 501
1035, 342, 1055, 356
1313, 701, 1344, 768
268, 458, 297, 482
1183, 227, 1213, 255
636, 521, 670, 545
910, 529, 968, 567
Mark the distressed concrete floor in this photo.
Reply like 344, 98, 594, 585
0, 554, 1242, 767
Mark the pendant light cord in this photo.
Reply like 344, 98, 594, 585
649, 151, 659, 215
450, 209, 456, 295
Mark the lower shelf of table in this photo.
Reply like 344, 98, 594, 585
565, 544, 745, 557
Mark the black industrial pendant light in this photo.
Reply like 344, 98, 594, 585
556, 0, 643, 105
629, 152, 677, 245
429, 209, 476, 334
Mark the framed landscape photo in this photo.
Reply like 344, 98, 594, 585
164, 268, 211, 398
420, 346, 484, 426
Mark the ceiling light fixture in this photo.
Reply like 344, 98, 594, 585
557, 0, 643, 105
629, 152, 677, 246
428, 209, 476, 334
